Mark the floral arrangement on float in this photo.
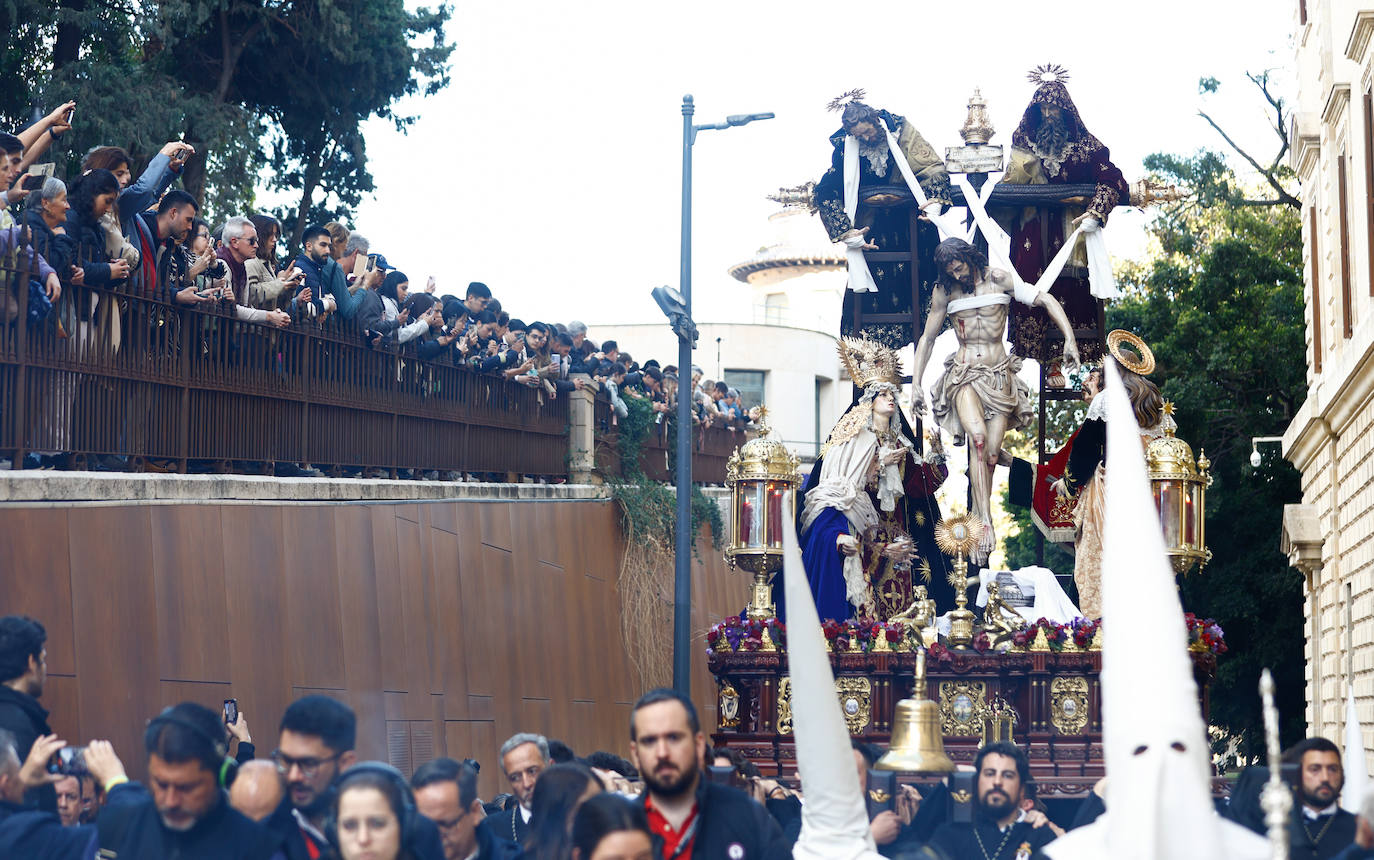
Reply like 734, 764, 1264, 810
705, 612, 1226, 655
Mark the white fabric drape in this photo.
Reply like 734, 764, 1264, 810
841, 137, 879, 294
952, 173, 1120, 300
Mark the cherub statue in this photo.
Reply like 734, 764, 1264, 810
982, 582, 1028, 645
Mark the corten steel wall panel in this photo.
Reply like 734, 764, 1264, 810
149, 507, 231, 684
66, 506, 159, 778
0, 497, 746, 792
427, 527, 468, 719
5, 508, 76, 676
370, 506, 408, 695
281, 506, 347, 691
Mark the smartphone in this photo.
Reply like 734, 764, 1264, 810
47, 746, 87, 775
26, 162, 55, 178
223, 698, 238, 726
366, 254, 378, 272
66, 106, 75, 123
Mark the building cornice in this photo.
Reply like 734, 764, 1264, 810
1294, 127, 1322, 179
1286, 316, 1374, 468
1345, 11, 1374, 62
1322, 84, 1352, 127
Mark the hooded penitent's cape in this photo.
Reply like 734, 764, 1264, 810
1042, 361, 1266, 860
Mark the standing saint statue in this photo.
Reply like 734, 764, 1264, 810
913, 238, 1080, 564
776, 337, 953, 622
1050, 332, 1170, 619
814, 90, 951, 350
997, 65, 1131, 365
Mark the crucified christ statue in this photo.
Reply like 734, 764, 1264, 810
912, 237, 1080, 564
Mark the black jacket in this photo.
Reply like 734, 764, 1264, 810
96, 781, 284, 859
1291, 807, 1359, 860
0, 685, 55, 812
22, 208, 77, 280
647, 781, 792, 860
474, 815, 523, 860
0, 798, 96, 859
491, 803, 531, 846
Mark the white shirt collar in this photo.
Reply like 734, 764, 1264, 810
519, 804, 532, 823
292, 807, 329, 845
1303, 802, 1339, 819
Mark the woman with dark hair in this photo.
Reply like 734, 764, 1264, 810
379, 271, 428, 344
81, 146, 133, 187
243, 213, 302, 309
80, 146, 136, 272
570, 794, 653, 860
63, 169, 130, 288
328, 766, 419, 860
525, 763, 604, 860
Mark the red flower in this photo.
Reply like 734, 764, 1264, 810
973, 632, 991, 653
885, 627, 903, 643
928, 642, 949, 661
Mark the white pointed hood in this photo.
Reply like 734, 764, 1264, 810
1045, 360, 1266, 860
782, 502, 881, 860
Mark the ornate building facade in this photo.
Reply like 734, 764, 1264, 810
1282, 1, 1374, 752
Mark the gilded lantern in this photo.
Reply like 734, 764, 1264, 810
724, 412, 801, 619
1146, 413, 1212, 575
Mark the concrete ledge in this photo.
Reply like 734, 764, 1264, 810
0, 472, 610, 505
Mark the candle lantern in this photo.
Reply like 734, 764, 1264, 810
1145, 404, 1212, 574
724, 411, 801, 619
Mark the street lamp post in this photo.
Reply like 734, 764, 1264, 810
670, 95, 774, 698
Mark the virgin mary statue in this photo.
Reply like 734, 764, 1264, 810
776, 337, 953, 622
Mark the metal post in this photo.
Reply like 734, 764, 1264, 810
673, 95, 695, 697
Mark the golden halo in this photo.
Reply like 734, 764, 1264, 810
1106, 330, 1155, 376
934, 514, 983, 557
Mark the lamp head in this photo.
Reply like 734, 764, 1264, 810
725, 112, 776, 127
1250, 447, 1262, 469
652, 285, 687, 320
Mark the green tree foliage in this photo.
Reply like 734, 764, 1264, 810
2, 0, 451, 236
1111, 159, 1306, 752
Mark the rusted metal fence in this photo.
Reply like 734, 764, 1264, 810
0, 247, 743, 483
0, 254, 568, 477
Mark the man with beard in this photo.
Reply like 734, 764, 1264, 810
1285, 738, 1357, 859
926, 743, 1057, 860
83, 702, 284, 859
996, 65, 1131, 366
814, 91, 952, 349
266, 695, 358, 859
629, 688, 791, 860
0, 615, 55, 812
913, 238, 1078, 563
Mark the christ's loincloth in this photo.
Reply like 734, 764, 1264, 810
929, 354, 1034, 444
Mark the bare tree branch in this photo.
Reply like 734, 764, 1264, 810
1197, 109, 1302, 209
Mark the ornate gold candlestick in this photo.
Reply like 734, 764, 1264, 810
724, 410, 801, 621
935, 514, 983, 649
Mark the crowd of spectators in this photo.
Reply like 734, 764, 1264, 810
0, 103, 758, 474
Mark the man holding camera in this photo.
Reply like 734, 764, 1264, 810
0, 728, 96, 857
83, 701, 284, 859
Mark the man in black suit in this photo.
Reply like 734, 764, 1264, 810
1286, 737, 1358, 859
926, 742, 1057, 860
492, 732, 549, 845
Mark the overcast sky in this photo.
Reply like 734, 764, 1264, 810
345, 0, 1297, 332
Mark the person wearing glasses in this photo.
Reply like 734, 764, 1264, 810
413, 758, 522, 860
216, 216, 291, 328
269, 695, 359, 858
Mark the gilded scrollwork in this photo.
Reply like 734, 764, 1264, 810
938, 680, 987, 736
1050, 676, 1090, 735
777, 676, 872, 736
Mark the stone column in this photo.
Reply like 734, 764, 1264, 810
568, 376, 599, 484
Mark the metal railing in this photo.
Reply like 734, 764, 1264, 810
0, 252, 568, 477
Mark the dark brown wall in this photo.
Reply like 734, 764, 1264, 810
0, 497, 745, 800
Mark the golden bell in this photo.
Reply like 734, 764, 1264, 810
875, 697, 955, 773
